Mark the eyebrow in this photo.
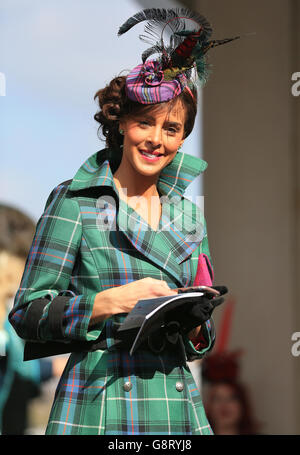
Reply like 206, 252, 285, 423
139, 114, 183, 128
165, 121, 183, 129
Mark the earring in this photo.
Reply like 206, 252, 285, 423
178, 145, 182, 151
119, 129, 124, 135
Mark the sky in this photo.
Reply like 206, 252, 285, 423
0, 0, 203, 221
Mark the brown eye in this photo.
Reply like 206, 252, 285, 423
165, 126, 177, 135
139, 120, 150, 127
164, 121, 181, 135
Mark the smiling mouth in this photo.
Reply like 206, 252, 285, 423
139, 150, 163, 159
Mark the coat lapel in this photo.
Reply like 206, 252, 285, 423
117, 197, 184, 285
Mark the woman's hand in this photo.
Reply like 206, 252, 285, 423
90, 277, 178, 326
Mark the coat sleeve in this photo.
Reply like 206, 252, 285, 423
8, 183, 104, 344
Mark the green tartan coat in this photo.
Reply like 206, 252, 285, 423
9, 149, 215, 435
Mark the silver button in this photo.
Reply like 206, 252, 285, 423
176, 381, 184, 392
123, 381, 132, 392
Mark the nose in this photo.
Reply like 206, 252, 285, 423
146, 126, 162, 149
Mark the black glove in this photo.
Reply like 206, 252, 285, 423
165, 286, 228, 334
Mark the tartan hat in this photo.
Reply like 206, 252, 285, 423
118, 8, 240, 105
125, 60, 186, 104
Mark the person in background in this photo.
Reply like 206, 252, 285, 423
201, 297, 261, 435
0, 204, 65, 434
203, 371, 260, 435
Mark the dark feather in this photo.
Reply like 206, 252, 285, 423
142, 45, 163, 63
118, 9, 177, 36
202, 36, 240, 54
118, 8, 239, 85
118, 8, 213, 42
139, 34, 160, 47
210, 36, 241, 47
118, 7, 214, 72
174, 8, 213, 41
170, 33, 185, 51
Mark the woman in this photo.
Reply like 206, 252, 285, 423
204, 381, 260, 435
9, 8, 235, 435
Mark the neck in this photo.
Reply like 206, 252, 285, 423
113, 159, 160, 201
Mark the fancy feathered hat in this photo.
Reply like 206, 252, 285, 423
118, 8, 240, 104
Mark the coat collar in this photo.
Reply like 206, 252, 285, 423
70, 149, 207, 287
69, 148, 207, 198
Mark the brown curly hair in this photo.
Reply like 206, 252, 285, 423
94, 76, 197, 170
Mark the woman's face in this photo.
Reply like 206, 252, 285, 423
206, 383, 243, 429
119, 100, 186, 179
